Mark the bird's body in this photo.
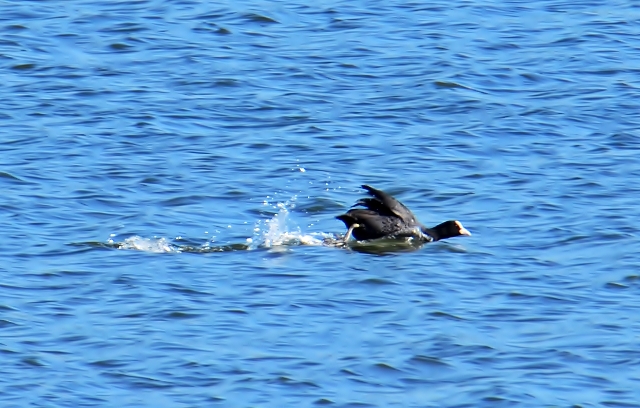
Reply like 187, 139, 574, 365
336, 185, 470, 242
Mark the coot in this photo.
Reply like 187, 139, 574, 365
336, 185, 471, 242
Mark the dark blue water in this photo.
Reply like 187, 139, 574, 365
2, 0, 640, 406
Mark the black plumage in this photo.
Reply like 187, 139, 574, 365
336, 185, 471, 242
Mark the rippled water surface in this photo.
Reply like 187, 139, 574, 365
2, 0, 640, 407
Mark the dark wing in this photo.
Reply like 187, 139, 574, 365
360, 185, 418, 224
336, 209, 404, 240
351, 197, 394, 216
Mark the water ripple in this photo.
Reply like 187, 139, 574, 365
2, 0, 640, 406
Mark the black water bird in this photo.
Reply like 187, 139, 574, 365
336, 185, 471, 243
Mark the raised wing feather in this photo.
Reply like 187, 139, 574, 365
360, 184, 418, 224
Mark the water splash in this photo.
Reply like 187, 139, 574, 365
249, 198, 328, 249
105, 196, 337, 253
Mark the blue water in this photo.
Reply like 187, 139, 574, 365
2, 0, 640, 406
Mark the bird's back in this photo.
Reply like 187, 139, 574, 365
336, 185, 426, 240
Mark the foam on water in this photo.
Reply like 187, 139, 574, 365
108, 235, 180, 253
